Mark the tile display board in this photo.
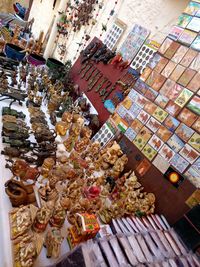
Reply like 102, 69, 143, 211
106, 1, 200, 188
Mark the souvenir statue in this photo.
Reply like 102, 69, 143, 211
80, 126, 92, 139
74, 137, 90, 153
2, 137, 32, 148
63, 136, 75, 152
32, 207, 51, 233
61, 111, 73, 124
110, 154, 128, 178
41, 158, 55, 178
44, 228, 63, 258
49, 200, 66, 228
1, 147, 23, 158
50, 112, 57, 126
38, 182, 58, 201
2, 107, 26, 119
55, 121, 69, 136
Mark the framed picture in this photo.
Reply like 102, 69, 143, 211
187, 96, 200, 116
177, 108, 198, 127
176, 123, 194, 142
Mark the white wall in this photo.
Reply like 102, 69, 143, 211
30, 0, 190, 62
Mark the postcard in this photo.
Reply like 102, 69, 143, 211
177, 108, 198, 127
168, 84, 184, 101
164, 166, 185, 187
146, 71, 155, 87
187, 95, 200, 116
131, 118, 143, 133
168, 26, 184, 41
192, 118, 200, 133
167, 134, 185, 152
187, 72, 200, 92
140, 67, 152, 82
159, 144, 175, 161
191, 35, 200, 52
136, 158, 151, 177
160, 79, 176, 97
176, 123, 194, 142
155, 94, 169, 108
124, 112, 134, 125
125, 127, 137, 142
164, 41, 180, 59
146, 117, 161, 133
185, 189, 200, 209
152, 107, 168, 122
180, 48, 198, 67
170, 154, 190, 174
177, 14, 192, 28
122, 97, 132, 109
171, 45, 188, 64
177, 68, 196, 87
184, 1, 200, 16
144, 101, 157, 114
156, 125, 173, 142
158, 38, 173, 54
188, 132, 200, 152
165, 100, 181, 116
148, 134, 164, 151
186, 17, 200, 32
144, 87, 158, 101
148, 53, 161, 69
170, 64, 186, 82
164, 115, 180, 132
129, 103, 142, 118
184, 167, 200, 188
174, 88, 193, 108
128, 88, 140, 102
152, 154, 170, 174
135, 94, 147, 108
151, 73, 166, 91
133, 126, 153, 150
190, 53, 200, 72
178, 29, 197, 46
133, 79, 149, 95
137, 110, 150, 124
142, 144, 157, 161
154, 56, 169, 73
179, 144, 199, 164
193, 157, 200, 173
161, 61, 177, 78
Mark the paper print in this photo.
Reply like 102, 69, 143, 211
176, 123, 195, 142
146, 117, 161, 133
164, 166, 185, 187
135, 94, 147, 108
170, 64, 186, 82
158, 38, 173, 54
180, 48, 198, 67
152, 154, 170, 174
131, 118, 143, 133
187, 96, 200, 116
140, 67, 152, 81
177, 14, 192, 28
144, 87, 158, 101
146, 70, 156, 87
128, 88, 140, 102
187, 72, 200, 92
177, 68, 196, 87
177, 108, 198, 127
116, 105, 128, 118
148, 53, 161, 69
179, 144, 199, 164
171, 45, 188, 64
185, 190, 200, 209
174, 88, 193, 108
168, 84, 184, 101
133, 126, 153, 150
129, 103, 142, 118
168, 26, 184, 41
125, 127, 137, 142
193, 157, 200, 173
167, 134, 185, 153
160, 79, 176, 97
184, 167, 200, 188
184, 2, 200, 15
124, 112, 134, 125
161, 61, 177, 78
164, 41, 180, 59
154, 56, 169, 73
186, 17, 200, 32
188, 132, 200, 152
156, 125, 173, 142
192, 118, 200, 133
164, 115, 180, 132
151, 73, 166, 91
148, 134, 164, 151
133, 79, 149, 95
191, 35, 200, 51
178, 29, 197, 46
144, 101, 157, 114
165, 100, 181, 116
152, 107, 168, 123
159, 144, 175, 161
170, 154, 190, 174
137, 109, 150, 124
136, 158, 151, 177
155, 94, 169, 108
142, 144, 157, 161
122, 97, 132, 109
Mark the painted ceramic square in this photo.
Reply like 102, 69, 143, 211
174, 88, 193, 108
144, 101, 157, 114
177, 14, 192, 28
152, 107, 168, 123
186, 17, 200, 32
167, 134, 185, 153
155, 94, 169, 108
193, 157, 200, 173
164, 115, 180, 132
184, 2, 200, 15
180, 48, 198, 67
131, 118, 143, 133
133, 79, 148, 95
152, 154, 170, 174
165, 101, 181, 116
164, 166, 185, 187
158, 38, 173, 54
176, 123, 194, 142
122, 97, 132, 109
148, 134, 164, 151
129, 103, 142, 118
187, 72, 200, 92
192, 118, 200, 133
187, 96, 200, 116
142, 144, 157, 161
156, 125, 173, 142
177, 68, 196, 87
177, 108, 198, 127
125, 127, 137, 142
178, 29, 197, 46
184, 167, 200, 188
170, 154, 190, 174
170, 64, 186, 82
180, 144, 199, 164
159, 144, 175, 162
168, 84, 184, 101
140, 67, 152, 81
161, 61, 177, 78
146, 117, 161, 133
144, 87, 158, 101
154, 56, 169, 73
164, 41, 180, 59
151, 73, 166, 91
171, 45, 188, 64
137, 110, 150, 124
135, 94, 147, 108
188, 133, 200, 152
160, 79, 176, 97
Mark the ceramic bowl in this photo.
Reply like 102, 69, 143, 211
46, 57, 64, 69
27, 53, 46, 66
5, 43, 26, 61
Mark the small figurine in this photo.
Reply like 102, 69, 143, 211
32, 207, 51, 233
44, 228, 63, 258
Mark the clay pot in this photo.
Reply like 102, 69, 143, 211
46, 58, 64, 69
27, 53, 46, 66
5, 43, 26, 61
